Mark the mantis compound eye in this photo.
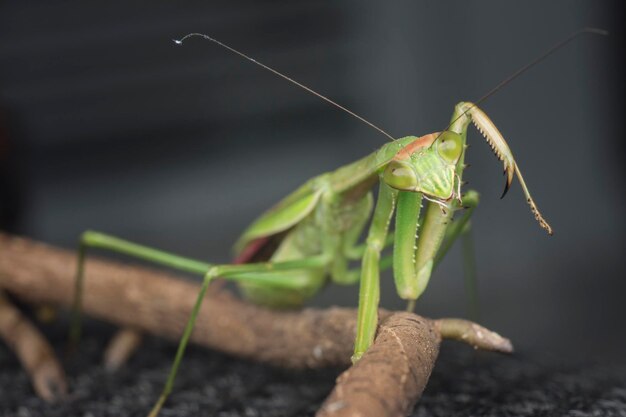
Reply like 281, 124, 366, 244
436, 131, 463, 163
383, 160, 418, 191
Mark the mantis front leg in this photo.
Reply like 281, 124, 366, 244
394, 190, 480, 312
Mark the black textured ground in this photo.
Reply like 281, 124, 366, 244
1, 320, 625, 417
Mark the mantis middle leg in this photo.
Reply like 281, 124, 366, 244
352, 182, 397, 362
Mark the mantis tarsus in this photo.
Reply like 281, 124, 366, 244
68, 28, 605, 417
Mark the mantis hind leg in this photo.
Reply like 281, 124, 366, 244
70, 231, 212, 346
68, 230, 327, 416
147, 257, 327, 417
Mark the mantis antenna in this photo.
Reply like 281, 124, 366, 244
174, 29, 606, 146
174, 33, 396, 141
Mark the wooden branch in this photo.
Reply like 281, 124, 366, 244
0, 232, 363, 368
318, 313, 440, 417
0, 290, 67, 402
0, 233, 512, 417
103, 327, 144, 371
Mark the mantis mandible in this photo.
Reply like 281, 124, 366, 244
68, 28, 605, 416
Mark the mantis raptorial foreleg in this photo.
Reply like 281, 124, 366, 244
397, 190, 480, 313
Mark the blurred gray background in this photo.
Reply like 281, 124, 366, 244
1, 1, 623, 366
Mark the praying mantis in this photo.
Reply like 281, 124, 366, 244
68, 28, 605, 416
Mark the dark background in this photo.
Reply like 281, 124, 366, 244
1, 0, 624, 375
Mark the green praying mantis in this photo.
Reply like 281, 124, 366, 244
68, 28, 605, 416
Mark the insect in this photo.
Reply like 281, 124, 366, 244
68, 28, 604, 416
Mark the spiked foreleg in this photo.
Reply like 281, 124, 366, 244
392, 191, 423, 299
452, 102, 553, 234
411, 201, 454, 302
395, 191, 480, 313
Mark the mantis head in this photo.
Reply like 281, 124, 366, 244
382, 131, 463, 203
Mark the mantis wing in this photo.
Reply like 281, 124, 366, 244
233, 178, 325, 256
